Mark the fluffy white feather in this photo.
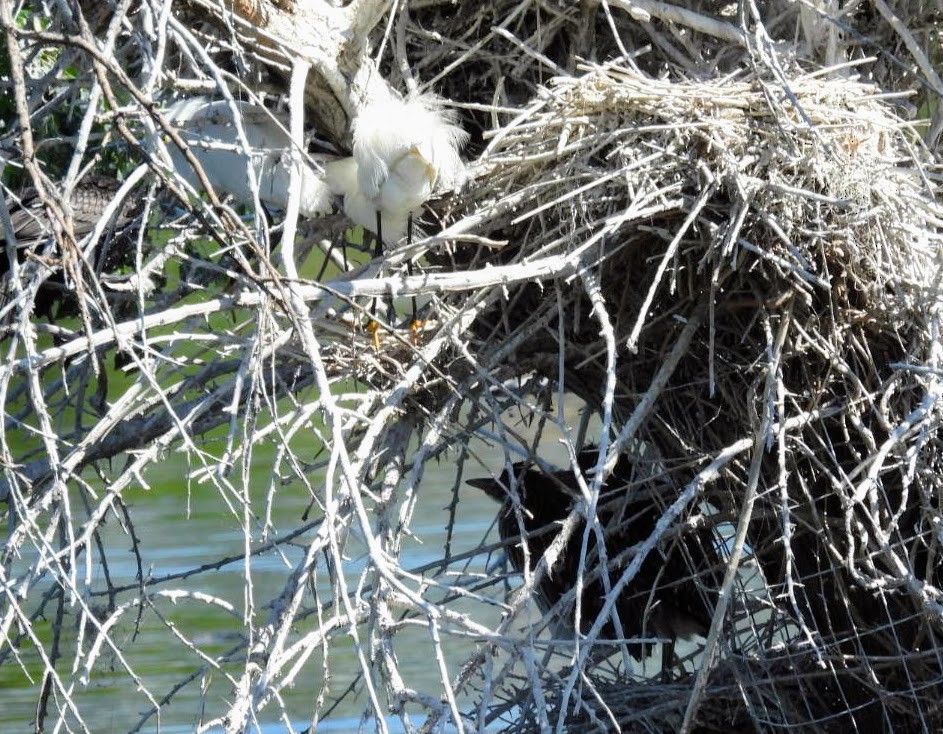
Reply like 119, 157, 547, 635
324, 90, 468, 245
164, 98, 334, 218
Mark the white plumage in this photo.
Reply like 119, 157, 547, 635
324, 90, 467, 245
163, 98, 334, 218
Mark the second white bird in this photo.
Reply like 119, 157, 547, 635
163, 98, 334, 219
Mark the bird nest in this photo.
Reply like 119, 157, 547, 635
441, 63, 943, 730
2, 1, 943, 733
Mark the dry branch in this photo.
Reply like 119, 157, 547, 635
0, 0, 942, 732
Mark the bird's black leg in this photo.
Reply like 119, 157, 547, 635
405, 212, 424, 345
367, 210, 383, 349
374, 210, 398, 328
374, 210, 384, 259
660, 639, 679, 683
315, 240, 336, 282
406, 212, 419, 330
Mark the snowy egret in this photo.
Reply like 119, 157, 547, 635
163, 98, 334, 218
324, 89, 467, 250
324, 89, 467, 344
469, 448, 720, 676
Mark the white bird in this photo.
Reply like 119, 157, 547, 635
324, 89, 467, 249
162, 98, 334, 218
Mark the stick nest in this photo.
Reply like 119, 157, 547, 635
4, 1, 943, 732
448, 62, 943, 731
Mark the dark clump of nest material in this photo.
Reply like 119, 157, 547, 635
453, 61, 943, 732
470, 447, 724, 664
0, 175, 145, 326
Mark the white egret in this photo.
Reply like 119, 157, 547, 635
324, 89, 467, 250
163, 98, 334, 218
324, 89, 467, 345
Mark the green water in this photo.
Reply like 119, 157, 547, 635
0, 441, 508, 733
